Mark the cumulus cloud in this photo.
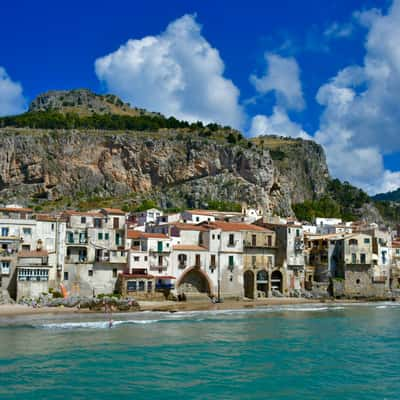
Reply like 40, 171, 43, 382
249, 107, 311, 140
95, 14, 244, 128
315, 0, 400, 194
250, 53, 305, 111
0, 67, 25, 116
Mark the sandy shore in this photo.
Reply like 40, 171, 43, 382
1, 297, 397, 318
0, 298, 323, 317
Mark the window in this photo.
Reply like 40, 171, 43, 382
64, 271, 69, 280
349, 239, 358, 246
210, 254, 216, 267
1, 227, 9, 237
158, 255, 163, 266
195, 254, 201, 266
228, 234, 235, 246
360, 253, 366, 264
98, 232, 103, 240
267, 235, 272, 247
217, 234, 220, 240
22, 245, 30, 252
296, 229, 300, 237
147, 281, 153, 292
144, 256, 148, 261
116, 233, 121, 246
138, 281, 145, 291
67, 232, 74, 243
351, 253, 357, 264
105, 233, 109, 240
252, 255, 257, 266
364, 238, 370, 244
134, 256, 140, 262
120, 251, 124, 256
178, 254, 187, 266
51, 223, 55, 231
1, 261, 10, 275
23, 227, 31, 235
88, 270, 93, 277
229, 255, 234, 266
212, 234, 215, 240
112, 268, 118, 278
127, 281, 137, 291
252, 235, 257, 246
81, 217, 86, 224
94, 218, 101, 228
196, 217, 200, 222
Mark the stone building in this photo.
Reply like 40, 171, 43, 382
242, 227, 276, 298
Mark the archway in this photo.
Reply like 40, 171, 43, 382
271, 270, 283, 293
177, 268, 211, 294
243, 270, 255, 299
256, 269, 269, 297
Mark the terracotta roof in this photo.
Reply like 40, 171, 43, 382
0, 207, 33, 213
171, 223, 208, 232
18, 250, 48, 258
392, 241, 400, 248
127, 230, 169, 239
172, 244, 207, 251
205, 221, 271, 232
62, 210, 103, 217
101, 208, 126, 215
35, 214, 67, 222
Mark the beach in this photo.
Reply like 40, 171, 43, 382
2, 296, 393, 318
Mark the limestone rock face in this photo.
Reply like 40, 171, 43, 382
0, 128, 330, 216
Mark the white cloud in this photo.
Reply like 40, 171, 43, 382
95, 14, 244, 128
249, 107, 311, 140
0, 67, 25, 117
315, 0, 400, 194
250, 53, 305, 111
324, 22, 354, 39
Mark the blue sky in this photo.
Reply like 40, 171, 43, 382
1, 0, 399, 194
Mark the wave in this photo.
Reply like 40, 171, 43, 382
39, 319, 161, 330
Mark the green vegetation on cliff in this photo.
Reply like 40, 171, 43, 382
293, 179, 371, 222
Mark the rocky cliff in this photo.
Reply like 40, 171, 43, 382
0, 89, 350, 217
0, 127, 329, 215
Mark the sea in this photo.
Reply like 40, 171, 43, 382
0, 302, 399, 400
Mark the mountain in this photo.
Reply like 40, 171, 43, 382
372, 188, 400, 202
0, 89, 381, 222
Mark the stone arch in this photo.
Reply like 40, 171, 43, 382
243, 270, 255, 299
177, 267, 212, 295
271, 270, 283, 293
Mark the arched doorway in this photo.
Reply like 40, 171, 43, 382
256, 270, 268, 297
178, 268, 211, 294
244, 270, 255, 299
271, 270, 283, 293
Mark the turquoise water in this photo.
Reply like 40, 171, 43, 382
0, 303, 399, 400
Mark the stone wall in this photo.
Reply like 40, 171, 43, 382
344, 264, 387, 298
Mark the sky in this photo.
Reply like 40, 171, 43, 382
1, 0, 399, 195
